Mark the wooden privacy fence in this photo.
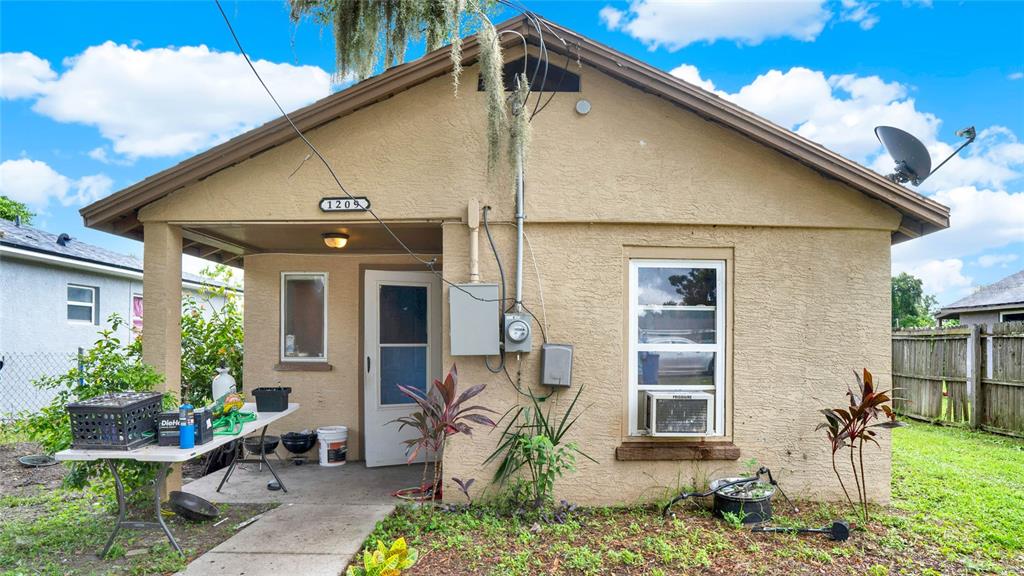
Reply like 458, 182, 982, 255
892, 321, 1024, 437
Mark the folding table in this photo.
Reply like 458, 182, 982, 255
55, 402, 299, 557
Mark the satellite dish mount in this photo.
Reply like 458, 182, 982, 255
875, 125, 976, 186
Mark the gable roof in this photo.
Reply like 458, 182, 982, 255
938, 269, 1024, 316
0, 219, 234, 289
80, 14, 949, 251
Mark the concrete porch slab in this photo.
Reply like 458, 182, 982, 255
175, 462, 422, 576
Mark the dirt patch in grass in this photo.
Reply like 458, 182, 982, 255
0, 441, 66, 496
1, 441, 275, 576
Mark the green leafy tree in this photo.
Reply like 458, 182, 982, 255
0, 195, 34, 224
180, 265, 244, 406
891, 272, 938, 328
16, 315, 170, 491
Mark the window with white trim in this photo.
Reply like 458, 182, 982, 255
281, 273, 327, 361
1000, 310, 1024, 322
67, 284, 98, 324
628, 260, 725, 436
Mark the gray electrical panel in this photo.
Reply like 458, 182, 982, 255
449, 283, 500, 356
540, 344, 573, 387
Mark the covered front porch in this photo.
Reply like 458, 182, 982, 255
141, 219, 449, 469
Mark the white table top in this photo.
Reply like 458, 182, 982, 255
55, 403, 299, 463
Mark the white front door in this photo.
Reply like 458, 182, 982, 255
363, 270, 441, 468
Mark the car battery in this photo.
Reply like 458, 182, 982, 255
194, 408, 214, 446
157, 411, 180, 447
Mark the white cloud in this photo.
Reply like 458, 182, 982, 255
2, 43, 331, 159
0, 52, 56, 99
0, 158, 113, 208
600, 0, 833, 50
894, 258, 972, 297
87, 146, 133, 166
977, 254, 1019, 268
1009, 72, 1023, 81
840, 0, 880, 30
670, 63, 1024, 304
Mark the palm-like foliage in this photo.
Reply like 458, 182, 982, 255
817, 368, 903, 524
391, 364, 496, 498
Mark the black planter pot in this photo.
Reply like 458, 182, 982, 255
710, 477, 775, 524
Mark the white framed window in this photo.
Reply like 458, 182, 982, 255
280, 273, 327, 362
67, 284, 98, 324
628, 259, 726, 436
999, 310, 1024, 322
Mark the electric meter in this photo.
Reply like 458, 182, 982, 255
503, 313, 532, 353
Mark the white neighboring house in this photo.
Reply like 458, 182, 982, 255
0, 217, 240, 416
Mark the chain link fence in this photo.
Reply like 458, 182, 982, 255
0, 351, 79, 421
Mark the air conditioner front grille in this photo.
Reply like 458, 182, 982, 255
654, 397, 708, 434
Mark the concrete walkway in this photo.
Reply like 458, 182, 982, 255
175, 461, 421, 576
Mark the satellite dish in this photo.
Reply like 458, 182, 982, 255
875, 126, 932, 185
874, 125, 976, 186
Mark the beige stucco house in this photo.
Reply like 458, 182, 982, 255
80, 16, 948, 504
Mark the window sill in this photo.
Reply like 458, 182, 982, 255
615, 441, 740, 461
273, 362, 333, 372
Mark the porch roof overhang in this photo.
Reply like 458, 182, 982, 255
80, 14, 950, 264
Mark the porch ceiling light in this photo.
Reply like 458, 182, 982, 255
322, 232, 349, 249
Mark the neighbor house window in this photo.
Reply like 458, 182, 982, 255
281, 273, 327, 361
628, 260, 725, 436
1000, 310, 1024, 322
67, 284, 98, 324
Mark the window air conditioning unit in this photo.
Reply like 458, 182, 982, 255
644, 391, 714, 436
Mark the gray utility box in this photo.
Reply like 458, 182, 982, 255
540, 344, 574, 387
449, 283, 500, 356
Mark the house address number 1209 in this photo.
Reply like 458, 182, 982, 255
319, 197, 371, 212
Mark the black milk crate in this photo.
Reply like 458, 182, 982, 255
67, 392, 163, 451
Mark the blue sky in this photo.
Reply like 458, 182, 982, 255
1, 0, 1022, 305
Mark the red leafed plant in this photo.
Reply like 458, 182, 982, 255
817, 368, 903, 524
391, 364, 496, 500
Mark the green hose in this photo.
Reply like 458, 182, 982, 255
212, 411, 257, 436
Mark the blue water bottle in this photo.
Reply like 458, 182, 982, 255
179, 403, 195, 449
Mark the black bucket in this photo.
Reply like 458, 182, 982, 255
710, 477, 774, 524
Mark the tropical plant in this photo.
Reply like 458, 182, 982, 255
288, 0, 533, 178
15, 314, 171, 491
346, 537, 418, 576
485, 384, 594, 508
817, 368, 902, 524
0, 195, 34, 224
391, 364, 497, 499
179, 265, 244, 406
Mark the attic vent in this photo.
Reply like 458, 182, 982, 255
477, 55, 580, 93
56, 233, 72, 246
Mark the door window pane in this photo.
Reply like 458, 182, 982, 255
380, 346, 427, 405
638, 352, 715, 386
282, 274, 326, 359
638, 308, 716, 344
638, 267, 716, 306
379, 285, 427, 344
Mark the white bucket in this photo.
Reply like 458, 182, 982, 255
317, 426, 348, 467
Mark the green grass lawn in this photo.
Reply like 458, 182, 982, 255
891, 422, 1024, 557
357, 421, 1024, 576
